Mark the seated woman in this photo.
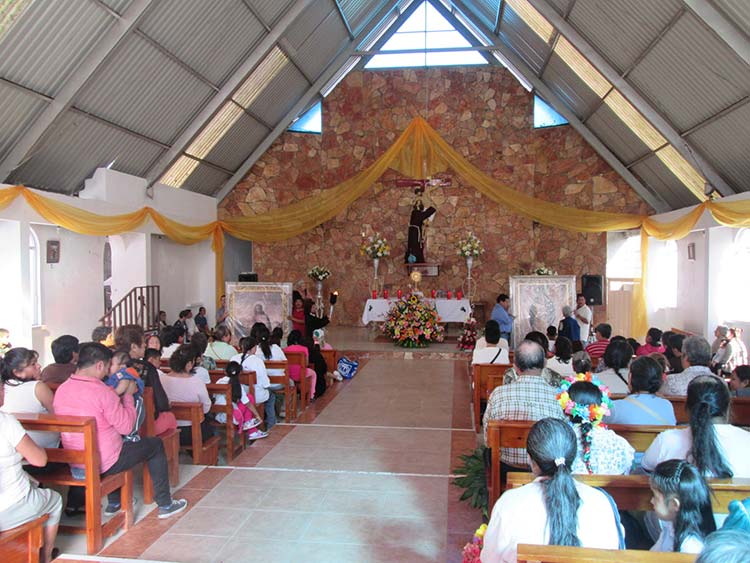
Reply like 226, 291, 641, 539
204, 325, 237, 361
595, 340, 633, 395
571, 351, 592, 374
480, 418, 622, 563
231, 336, 276, 431
557, 375, 634, 475
472, 321, 509, 365
284, 330, 316, 402
159, 345, 213, 447
546, 336, 575, 376
605, 355, 677, 426
730, 365, 750, 397
642, 375, 750, 477
0, 348, 59, 448
0, 383, 62, 563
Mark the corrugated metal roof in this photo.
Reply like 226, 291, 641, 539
497, 5, 551, 74
712, 0, 750, 34
545, 0, 572, 16
687, 101, 750, 192
74, 34, 216, 145
285, 0, 338, 51
137, 0, 267, 86
99, 0, 133, 14
180, 162, 230, 196
627, 12, 750, 132
250, 0, 298, 27
248, 61, 310, 125
463, 0, 499, 30
203, 112, 270, 172
567, 0, 682, 74
541, 53, 602, 119
631, 154, 698, 210
7, 111, 163, 194
291, 9, 350, 81
0, 83, 47, 163
0, 0, 113, 96
338, 0, 385, 36
585, 103, 651, 165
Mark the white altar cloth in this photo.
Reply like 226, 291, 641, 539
361, 298, 471, 325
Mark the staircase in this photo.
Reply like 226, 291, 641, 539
100, 285, 160, 335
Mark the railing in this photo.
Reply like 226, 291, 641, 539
99, 285, 160, 334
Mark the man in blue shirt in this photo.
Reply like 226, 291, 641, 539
491, 293, 514, 343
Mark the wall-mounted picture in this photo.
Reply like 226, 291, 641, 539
46, 240, 60, 264
225, 282, 292, 340
509, 275, 576, 350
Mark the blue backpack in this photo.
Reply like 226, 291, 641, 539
337, 357, 359, 379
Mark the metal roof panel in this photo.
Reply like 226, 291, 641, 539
7, 111, 163, 194
180, 162, 230, 196
585, 103, 651, 165
291, 10, 350, 81
497, 6, 551, 74
99, 0, 133, 14
631, 154, 699, 210
0, 83, 47, 163
541, 53, 602, 119
203, 112, 270, 172
0, 0, 114, 96
285, 0, 337, 51
712, 0, 750, 34
338, 0, 385, 35
248, 63, 310, 125
250, 0, 298, 27
627, 12, 750, 132
75, 34, 215, 145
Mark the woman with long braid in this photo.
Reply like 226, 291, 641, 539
481, 418, 622, 562
643, 375, 750, 477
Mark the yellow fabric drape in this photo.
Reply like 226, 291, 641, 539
2, 116, 750, 334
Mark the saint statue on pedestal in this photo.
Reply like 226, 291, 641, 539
404, 187, 436, 264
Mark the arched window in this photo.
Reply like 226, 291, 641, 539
29, 227, 41, 326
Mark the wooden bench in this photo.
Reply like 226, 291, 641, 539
140, 387, 180, 504
472, 363, 512, 430
170, 403, 220, 465
485, 420, 675, 509
206, 382, 245, 461
661, 395, 750, 426
0, 513, 48, 563
14, 413, 134, 555
506, 472, 750, 513
264, 360, 296, 421
284, 350, 310, 411
516, 543, 697, 562
320, 349, 338, 374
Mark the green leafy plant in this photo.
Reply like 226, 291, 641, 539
453, 445, 489, 520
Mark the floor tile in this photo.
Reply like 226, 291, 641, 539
140, 533, 228, 562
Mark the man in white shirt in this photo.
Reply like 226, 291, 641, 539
472, 320, 510, 365
574, 293, 592, 345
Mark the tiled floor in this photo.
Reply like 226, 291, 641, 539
56, 351, 482, 563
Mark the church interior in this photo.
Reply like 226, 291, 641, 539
1, 1, 749, 562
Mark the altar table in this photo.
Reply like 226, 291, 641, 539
361, 298, 471, 325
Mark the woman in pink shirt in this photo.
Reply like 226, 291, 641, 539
636, 328, 667, 356
284, 330, 316, 401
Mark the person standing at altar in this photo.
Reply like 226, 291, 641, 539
574, 293, 592, 345
404, 188, 436, 264
491, 294, 514, 344
558, 306, 580, 344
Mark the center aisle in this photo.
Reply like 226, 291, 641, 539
96, 357, 482, 563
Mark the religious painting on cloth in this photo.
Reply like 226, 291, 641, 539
509, 275, 576, 350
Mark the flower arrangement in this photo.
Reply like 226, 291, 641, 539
534, 265, 558, 275
556, 372, 613, 425
307, 266, 331, 281
360, 232, 391, 259
461, 524, 488, 563
457, 232, 484, 258
457, 316, 478, 351
382, 294, 444, 347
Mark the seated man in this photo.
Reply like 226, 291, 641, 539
482, 340, 565, 475
584, 323, 612, 360
472, 320, 509, 365
91, 326, 114, 347
53, 343, 187, 519
40, 335, 79, 385
662, 335, 715, 396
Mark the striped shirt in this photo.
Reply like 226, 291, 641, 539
585, 339, 610, 359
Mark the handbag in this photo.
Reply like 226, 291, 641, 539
337, 357, 359, 379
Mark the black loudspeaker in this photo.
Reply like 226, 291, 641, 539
238, 272, 258, 282
581, 275, 603, 306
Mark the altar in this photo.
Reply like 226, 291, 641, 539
362, 298, 471, 325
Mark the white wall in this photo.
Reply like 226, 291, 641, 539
109, 232, 149, 305
223, 234, 253, 288
0, 220, 30, 347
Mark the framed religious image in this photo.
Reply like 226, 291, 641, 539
225, 282, 292, 340
509, 275, 576, 350
46, 240, 60, 263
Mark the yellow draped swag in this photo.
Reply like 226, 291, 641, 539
2, 117, 749, 336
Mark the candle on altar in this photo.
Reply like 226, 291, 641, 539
447, 290, 452, 299
397, 289, 403, 299
372, 290, 377, 299
431, 289, 436, 298
457, 290, 463, 299
383, 289, 389, 299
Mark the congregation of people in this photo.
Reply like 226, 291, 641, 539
0, 293, 338, 562
476, 292, 750, 562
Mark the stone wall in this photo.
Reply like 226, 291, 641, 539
220, 67, 652, 327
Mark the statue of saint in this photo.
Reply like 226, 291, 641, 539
404, 187, 436, 264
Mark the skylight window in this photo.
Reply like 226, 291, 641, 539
366, 1, 487, 69
0, 0, 32, 40
534, 95, 568, 128
159, 156, 200, 189
288, 101, 322, 134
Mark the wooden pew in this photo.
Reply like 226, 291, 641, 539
485, 420, 675, 510
140, 388, 180, 504
264, 360, 296, 421
506, 472, 750, 513
14, 413, 134, 555
471, 363, 512, 430
284, 350, 310, 411
516, 543, 697, 562
0, 513, 48, 563
170, 403, 220, 465
320, 349, 338, 374
660, 395, 750, 426
206, 382, 245, 461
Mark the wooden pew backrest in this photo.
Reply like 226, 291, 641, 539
0, 513, 48, 563
472, 363, 511, 430
517, 543, 697, 562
